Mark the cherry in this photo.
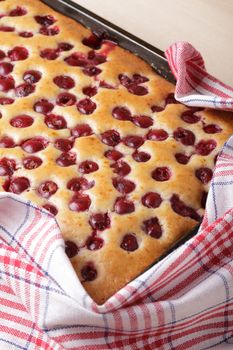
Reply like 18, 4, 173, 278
39, 26, 60, 36
56, 152, 76, 167
111, 160, 131, 176
19, 31, 33, 38
195, 139, 217, 156
10, 115, 34, 128
40, 48, 59, 60
151, 105, 164, 113
118, 74, 132, 87
8, 46, 28, 61
69, 193, 91, 211
56, 92, 76, 106
9, 6, 27, 16
81, 262, 97, 281
38, 180, 58, 198
132, 151, 151, 162
0, 136, 15, 148
147, 129, 168, 141
23, 156, 42, 169
23, 70, 41, 84
132, 115, 153, 128
165, 93, 179, 105
203, 124, 222, 134
122, 135, 144, 148
53, 75, 75, 89
0, 62, 13, 75
0, 158, 16, 176
195, 167, 213, 184
43, 203, 58, 216
152, 167, 171, 181
181, 110, 200, 124
79, 160, 99, 174
100, 129, 120, 146
128, 84, 148, 96
112, 106, 132, 121
21, 137, 48, 153
65, 240, 78, 258
0, 75, 15, 92
82, 33, 102, 50
45, 114, 67, 130
86, 236, 104, 250
170, 194, 201, 221
112, 177, 135, 194
0, 25, 15, 32
87, 50, 106, 64
34, 99, 54, 114
6, 177, 30, 194
15, 83, 35, 97
0, 97, 14, 105
77, 98, 96, 115
0, 50, 5, 60
54, 138, 74, 152
89, 213, 110, 231
67, 177, 94, 191
142, 217, 162, 239
114, 197, 135, 214
34, 15, 56, 26
132, 74, 149, 84
141, 192, 162, 208
82, 66, 102, 76
104, 150, 123, 161
173, 127, 195, 146
82, 85, 97, 97
65, 52, 88, 67
120, 233, 138, 251
201, 191, 208, 209
175, 153, 191, 165
99, 80, 115, 89
58, 42, 74, 51
71, 124, 93, 137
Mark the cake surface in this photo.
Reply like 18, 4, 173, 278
0, 0, 233, 304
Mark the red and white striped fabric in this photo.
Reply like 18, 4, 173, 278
1, 43, 233, 350
165, 41, 233, 111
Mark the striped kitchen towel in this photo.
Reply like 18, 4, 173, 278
165, 41, 233, 111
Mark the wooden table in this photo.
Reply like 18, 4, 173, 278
75, 0, 233, 86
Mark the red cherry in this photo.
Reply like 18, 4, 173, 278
0, 158, 16, 176
170, 194, 201, 221
127, 84, 148, 96
19, 31, 33, 38
120, 233, 138, 251
81, 262, 97, 281
45, 114, 67, 130
56, 152, 76, 167
175, 153, 191, 165
56, 92, 76, 106
0, 50, 6, 60
111, 160, 131, 176
38, 181, 58, 198
147, 129, 168, 141
53, 75, 75, 89
0, 75, 15, 92
203, 124, 222, 134
86, 236, 104, 250
142, 217, 162, 238
99, 80, 115, 89
83, 66, 102, 76
23, 156, 42, 169
54, 138, 74, 152
6, 177, 30, 194
82, 33, 102, 49
77, 98, 96, 115
114, 197, 135, 214
112, 106, 132, 121
15, 83, 35, 97
0, 136, 15, 148
195, 167, 213, 184
34, 99, 54, 114
40, 48, 59, 60
0, 25, 15, 32
64, 52, 88, 67
141, 192, 162, 208
112, 177, 135, 194
23, 70, 41, 84
100, 130, 120, 146
173, 127, 195, 146
0, 97, 14, 105
65, 240, 79, 258
0, 62, 13, 75
69, 193, 91, 212
152, 167, 171, 181
118, 74, 132, 87
39, 26, 60, 36
132, 74, 149, 84
132, 115, 153, 128
82, 85, 97, 97
79, 160, 99, 174
89, 213, 110, 231
9, 6, 27, 16
21, 137, 48, 153
67, 177, 94, 192
151, 105, 164, 113
165, 93, 179, 105
8, 46, 28, 61
34, 15, 56, 26
10, 115, 34, 128
195, 140, 217, 156
132, 151, 151, 162
43, 203, 58, 216
71, 124, 93, 138
58, 42, 74, 51
122, 135, 144, 148
104, 150, 123, 161
181, 110, 201, 124
87, 50, 106, 64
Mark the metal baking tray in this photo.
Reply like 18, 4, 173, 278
42, 0, 199, 259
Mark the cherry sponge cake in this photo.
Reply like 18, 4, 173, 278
0, 0, 233, 304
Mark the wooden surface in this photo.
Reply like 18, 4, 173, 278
74, 0, 233, 86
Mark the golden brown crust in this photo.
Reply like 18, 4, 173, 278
0, 0, 233, 304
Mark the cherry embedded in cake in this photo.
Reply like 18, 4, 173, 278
71, 124, 93, 138
43, 203, 58, 216
69, 193, 91, 212
0, 62, 13, 75
67, 177, 94, 192
65, 240, 79, 258
89, 213, 110, 231
0, 158, 16, 176
120, 233, 138, 251
86, 236, 104, 250
152, 167, 172, 181
23, 70, 42, 84
10, 115, 34, 128
142, 217, 162, 239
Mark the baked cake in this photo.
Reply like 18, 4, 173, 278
0, 0, 233, 304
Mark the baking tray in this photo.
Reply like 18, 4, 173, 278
41, 0, 200, 259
